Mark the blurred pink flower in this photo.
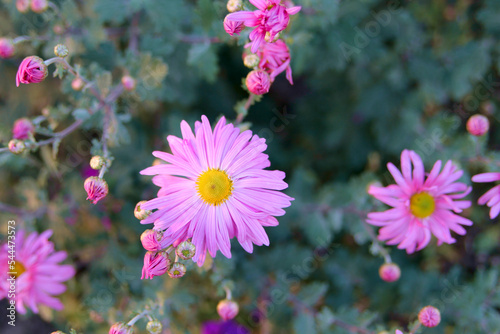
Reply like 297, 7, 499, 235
379, 262, 400, 282
31, 0, 48, 13
466, 114, 489, 136
12, 118, 35, 140
252, 39, 293, 84
16, 0, 30, 13
0, 230, 75, 314
223, 17, 245, 36
246, 69, 271, 95
84, 176, 108, 204
217, 299, 239, 320
225, 0, 301, 53
472, 172, 500, 218
418, 306, 441, 327
141, 251, 169, 279
395, 330, 403, 334
16, 56, 48, 87
367, 149, 472, 253
0, 38, 15, 58
121, 75, 136, 91
140, 116, 293, 266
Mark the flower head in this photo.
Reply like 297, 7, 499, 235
252, 39, 293, 84
0, 38, 15, 58
379, 262, 401, 282
54, 44, 69, 58
16, 0, 30, 13
217, 299, 239, 321
225, 0, 301, 53
146, 320, 162, 334
367, 149, 472, 253
418, 306, 441, 328
472, 172, 500, 218
466, 114, 489, 136
16, 56, 48, 87
168, 262, 187, 278
223, 17, 245, 36
84, 177, 108, 204
109, 322, 134, 334
140, 116, 293, 266
246, 70, 271, 95
31, 0, 48, 13
0, 230, 75, 314
141, 251, 169, 279
12, 118, 35, 140
176, 240, 196, 260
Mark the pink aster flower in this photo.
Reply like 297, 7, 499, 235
223, 17, 245, 36
367, 149, 472, 253
16, 56, 48, 87
251, 39, 293, 84
0, 230, 75, 314
140, 116, 293, 266
471, 172, 500, 218
246, 69, 271, 95
12, 118, 35, 140
0, 38, 15, 58
225, 0, 301, 53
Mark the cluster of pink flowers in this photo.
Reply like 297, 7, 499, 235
16, 0, 48, 13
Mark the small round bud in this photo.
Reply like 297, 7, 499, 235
379, 262, 401, 282
54, 44, 69, 58
72, 77, 84, 91
90, 155, 105, 170
264, 31, 280, 43
0, 38, 15, 59
243, 54, 260, 68
217, 299, 239, 321
135, 200, 152, 220
176, 240, 196, 260
141, 251, 170, 279
121, 75, 136, 91
16, 0, 30, 13
8, 139, 26, 154
84, 177, 108, 204
146, 320, 162, 334
140, 229, 163, 251
12, 118, 35, 140
109, 322, 134, 334
466, 114, 489, 136
418, 306, 441, 328
168, 262, 186, 278
227, 0, 242, 12
246, 70, 271, 95
31, 0, 49, 13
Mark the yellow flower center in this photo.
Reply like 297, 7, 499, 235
11, 261, 26, 279
196, 169, 233, 206
410, 192, 435, 218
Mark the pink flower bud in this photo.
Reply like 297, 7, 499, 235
31, 0, 48, 13
84, 177, 108, 204
418, 306, 441, 328
466, 114, 489, 136
217, 299, 239, 320
109, 322, 134, 334
176, 240, 196, 260
121, 75, 136, 91
246, 70, 271, 95
379, 263, 401, 282
8, 139, 26, 154
223, 17, 245, 36
395, 330, 403, 334
141, 251, 169, 279
72, 77, 84, 91
0, 38, 15, 59
140, 229, 163, 251
16, 0, 30, 13
12, 118, 35, 140
16, 56, 48, 87
167, 262, 186, 278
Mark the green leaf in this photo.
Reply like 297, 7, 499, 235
293, 311, 317, 334
187, 43, 219, 82
297, 282, 329, 307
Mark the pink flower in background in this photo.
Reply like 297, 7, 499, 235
466, 114, 489, 136
246, 69, 271, 95
0, 38, 15, 58
471, 172, 500, 218
395, 330, 403, 334
367, 149, 472, 253
140, 116, 293, 266
12, 118, 35, 139
223, 17, 245, 36
16, 0, 30, 13
217, 299, 239, 320
0, 230, 75, 314
225, 0, 301, 53
418, 306, 441, 327
31, 0, 48, 13
252, 39, 293, 84
16, 56, 48, 87
378, 262, 401, 282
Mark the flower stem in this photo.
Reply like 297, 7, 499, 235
127, 310, 149, 326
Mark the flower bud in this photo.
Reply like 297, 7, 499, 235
140, 229, 163, 251
264, 31, 280, 43
227, 0, 242, 12
146, 320, 162, 334
31, 0, 48, 13
16, 56, 48, 87
217, 299, 239, 321
243, 54, 260, 69
418, 306, 440, 328
176, 240, 196, 260
16, 0, 30, 13
109, 322, 134, 334
84, 177, 108, 204
466, 114, 489, 136
379, 262, 401, 282
246, 70, 271, 95
121, 75, 136, 91
8, 139, 26, 154
135, 200, 152, 220
54, 44, 69, 58
12, 118, 35, 140
72, 77, 84, 91
0, 38, 15, 59
167, 262, 186, 278
224, 17, 245, 36
141, 251, 170, 279
90, 155, 105, 170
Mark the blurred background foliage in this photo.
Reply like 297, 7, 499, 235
0, 0, 499, 333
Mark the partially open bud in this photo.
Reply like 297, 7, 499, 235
121, 75, 136, 91
16, 56, 48, 87
72, 77, 84, 91
217, 299, 239, 321
90, 155, 105, 170
12, 118, 35, 140
31, 0, 48, 13
84, 177, 108, 204
246, 70, 271, 95
227, 0, 242, 12
224, 17, 245, 36
379, 262, 401, 282
176, 240, 196, 260
54, 44, 69, 58
135, 200, 152, 220
0, 38, 15, 59
140, 229, 163, 251
141, 251, 169, 279
8, 139, 26, 154
167, 262, 186, 278
243, 54, 260, 69
265, 31, 280, 43
16, 0, 30, 13
109, 322, 134, 334
418, 306, 441, 328
466, 114, 489, 136
146, 320, 162, 334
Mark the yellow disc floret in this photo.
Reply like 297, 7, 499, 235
410, 192, 435, 218
196, 169, 233, 206
11, 261, 26, 279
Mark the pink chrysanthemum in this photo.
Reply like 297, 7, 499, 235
471, 172, 500, 218
225, 0, 301, 53
251, 39, 293, 84
0, 230, 75, 314
140, 116, 293, 266
246, 69, 271, 95
16, 56, 48, 87
367, 149, 472, 253
223, 17, 245, 36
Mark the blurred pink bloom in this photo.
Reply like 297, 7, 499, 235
84, 177, 108, 204
12, 118, 35, 140
121, 75, 136, 91
0, 230, 75, 314
466, 114, 489, 136
246, 69, 271, 95
16, 56, 48, 87
367, 149, 472, 253
225, 0, 301, 53
223, 17, 245, 36
251, 39, 293, 84
378, 262, 400, 282
217, 299, 239, 320
16, 0, 30, 13
0, 38, 15, 58
140, 116, 293, 266
31, 0, 48, 13
471, 172, 500, 218
109, 322, 134, 334
141, 251, 169, 279
395, 330, 403, 334
418, 306, 441, 328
